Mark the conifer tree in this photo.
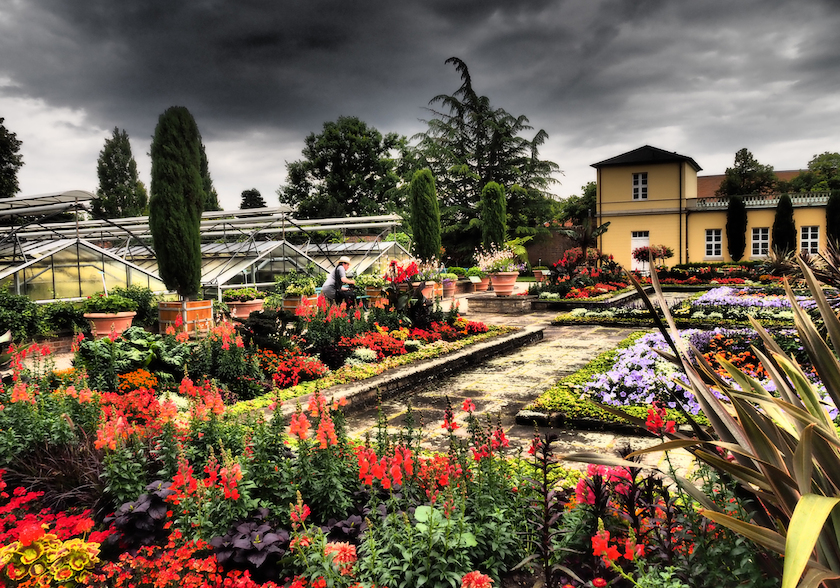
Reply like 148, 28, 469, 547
480, 181, 507, 249
772, 193, 796, 254
0, 117, 23, 199
725, 195, 748, 261
93, 127, 147, 218
408, 169, 441, 262
240, 188, 267, 209
200, 141, 222, 211
149, 106, 205, 299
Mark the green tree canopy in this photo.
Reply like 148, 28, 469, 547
772, 193, 797, 254
0, 117, 23, 199
149, 106, 205, 299
278, 116, 404, 219
413, 57, 560, 263
556, 181, 596, 225
240, 188, 267, 209
479, 181, 506, 249
92, 127, 148, 218
715, 148, 777, 197
408, 169, 441, 262
726, 195, 748, 261
782, 152, 840, 193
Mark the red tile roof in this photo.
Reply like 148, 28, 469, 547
696, 170, 804, 199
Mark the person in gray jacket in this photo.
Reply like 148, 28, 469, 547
321, 255, 356, 305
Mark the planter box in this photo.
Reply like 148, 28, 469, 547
227, 299, 264, 318
159, 300, 213, 335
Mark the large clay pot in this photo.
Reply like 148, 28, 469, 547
159, 300, 213, 335
534, 269, 547, 283
489, 271, 519, 297
227, 299, 264, 318
473, 276, 491, 292
420, 281, 435, 299
84, 311, 136, 339
282, 295, 318, 312
442, 280, 456, 298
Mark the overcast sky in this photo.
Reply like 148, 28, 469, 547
1, 0, 839, 211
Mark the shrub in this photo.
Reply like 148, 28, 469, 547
0, 287, 39, 341
111, 285, 159, 327
81, 292, 138, 314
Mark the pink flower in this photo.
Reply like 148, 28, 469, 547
462, 571, 493, 588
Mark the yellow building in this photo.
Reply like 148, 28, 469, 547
592, 145, 824, 271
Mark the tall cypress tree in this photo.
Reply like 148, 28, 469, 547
480, 181, 507, 249
772, 193, 797, 254
149, 106, 205, 299
409, 169, 441, 262
93, 127, 148, 218
725, 195, 748, 261
827, 192, 840, 247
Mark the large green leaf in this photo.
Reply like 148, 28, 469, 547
783, 494, 840, 588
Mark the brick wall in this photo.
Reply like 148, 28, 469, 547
526, 231, 578, 267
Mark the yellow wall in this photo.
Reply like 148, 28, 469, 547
596, 161, 696, 269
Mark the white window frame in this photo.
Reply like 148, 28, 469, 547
632, 172, 648, 200
705, 229, 722, 258
751, 227, 769, 257
801, 226, 820, 254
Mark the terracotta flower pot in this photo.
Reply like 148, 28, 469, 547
442, 280, 456, 298
489, 271, 519, 296
473, 276, 491, 292
159, 300, 213, 335
84, 311, 136, 339
227, 299, 264, 318
420, 281, 435, 299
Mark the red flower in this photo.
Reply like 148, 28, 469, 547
593, 578, 607, 588
462, 571, 493, 588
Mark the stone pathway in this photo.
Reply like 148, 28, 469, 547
342, 306, 695, 475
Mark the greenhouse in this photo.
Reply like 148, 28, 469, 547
0, 191, 409, 302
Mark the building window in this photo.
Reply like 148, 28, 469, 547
632, 172, 648, 200
705, 229, 722, 258
751, 227, 769, 257
801, 226, 820, 254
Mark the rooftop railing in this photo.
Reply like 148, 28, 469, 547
691, 191, 833, 210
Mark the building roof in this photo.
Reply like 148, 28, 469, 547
591, 145, 702, 172
696, 170, 804, 199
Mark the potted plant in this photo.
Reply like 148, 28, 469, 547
440, 272, 458, 298
149, 106, 213, 335
81, 292, 139, 339
356, 274, 387, 307
223, 287, 265, 318
466, 266, 490, 292
533, 266, 549, 283
476, 245, 525, 297
414, 262, 439, 299
282, 276, 317, 311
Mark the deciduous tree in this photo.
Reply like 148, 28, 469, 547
408, 169, 441, 262
715, 148, 777, 197
0, 117, 23, 199
278, 116, 404, 219
92, 127, 148, 218
149, 106, 204, 299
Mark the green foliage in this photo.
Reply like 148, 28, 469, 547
186, 324, 264, 401
149, 106, 205, 299
384, 231, 412, 250
110, 285, 159, 328
480, 181, 507, 249
0, 116, 23, 199
222, 287, 262, 302
0, 287, 39, 341
725, 195, 748, 261
81, 292, 138, 314
93, 127, 148, 218
771, 193, 796, 253
556, 182, 596, 225
780, 152, 840, 193
413, 57, 559, 264
200, 139, 222, 211
279, 116, 405, 219
715, 148, 777, 197
239, 188, 267, 209
826, 192, 840, 246
37, 300, 87, 336
102, 443, 148, 509
409, 169, 442, 262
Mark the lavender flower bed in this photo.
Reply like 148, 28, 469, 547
692, 286, 816, 310
583, 328, 837, 419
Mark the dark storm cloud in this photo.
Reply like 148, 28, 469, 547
1, 0, 840, 202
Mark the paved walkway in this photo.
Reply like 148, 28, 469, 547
343, 285, 695, 474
